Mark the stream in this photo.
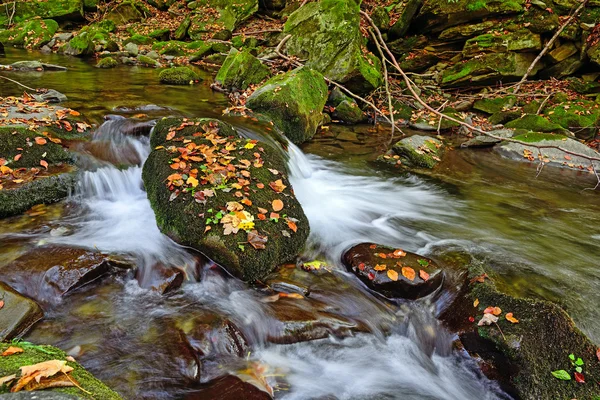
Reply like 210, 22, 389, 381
1, 50, 600, 399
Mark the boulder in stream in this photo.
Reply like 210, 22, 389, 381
0, 19, 58, 49
0, 282, 43, 341
159, 66, 199, 85
142, 117, 309, 281
246, 66, 328, 144
343, 243, 444, 300
215, 48, 270, 91
379, 135, 445, 169
184, 374, 271, 400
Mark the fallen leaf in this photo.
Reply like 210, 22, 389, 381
40, 160, 48, 169
401, 266, 416, 281
369, 244, 377, 249
374, 264, 386, 271
419, 270, 430, 281
21, 373, 76, 391
166, 131, 176, 141
186, 176, 198, 187
478, 313, 499, 326
551, 370, 571, 380
279, 292, 304, 299
2, 347, 23, 356
247, 230, 268, 250
272, 199, 284, 212
14, 154, 22, 161
269, 179, 286, 193
0, 300, 3, 309
0, 374, 16, 386
34, 137, 46, 145
574, 372, 585, 383
12, 360, 73, 392
387, 269, 399, 281
287, 220, 297, 233
597, 348, 600, 362
470, 273, 488, 284
483, 306, 502, 316
505, 313, 519, 323
473, 299, 479, 307
393, 249, 406, 257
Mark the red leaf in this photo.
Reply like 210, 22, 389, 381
574, 372, 585, 383
596, 348, 600, 362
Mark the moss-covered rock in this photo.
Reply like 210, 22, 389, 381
124, 33, 153, 45
189, 0, 258, 40
504, 114, 568, 133
539, 54, 584, 79
0, 0, 83, 27
63, 24, 112, 56
473, 95, 517, 114
173, 15, 191, 40
415, 0, 525, 32
215, 48, 270, 90
0, 282, 43, 341
283, 0, 382, 94
462, 29, 541, 56
389, 0, 422, 38
391, 135, 444, 169
105, 0, 146, 25
543, 100, 600, 140
333, 100, 365, 124
548, 41, 578, 63
96, 56, 118, 69
152, 40, 186, 56
440, 52, 543, 88
438, 20, 496, 40
371, 6, 390, 31
0, 342, 122, 399
0, 19, 58, 49
158, 67, 199, 85
142, 117, 309, 282
440, 256, 600, 400
246, 67, 328, 144
137, 54, 161, 67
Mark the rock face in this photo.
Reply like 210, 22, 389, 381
142, 117, 309, 282
0, 282, 43, 341
343, 243, 444, 300
2, 246, 122, 304
283, 0, 382, 94
215, 48, 270, 90
246, 67, 328, 144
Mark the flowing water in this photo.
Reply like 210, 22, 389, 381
1, 49, 600, 399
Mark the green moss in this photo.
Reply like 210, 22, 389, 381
505, 114, 567, 133
0, 127, 72, 168
511, 132, 568, 142
96, 56, 118, 69
392, 135, 444, 169
473, 96, 516, 114
148, 28, 170, 40
0, 19, 58, 49
137, 54, 160, 67
158, 67, 199, 85
125, 34, 153, 45
246, 67, 328, 144
0, 0, 83, 27
0, 342, 121, 399
215, 48, 270, 90
153, 40, 186, 56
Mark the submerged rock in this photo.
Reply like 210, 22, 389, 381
246, 67, 328, 144
215, 48, 270, 90
343, 243, 444, 300
184, 375, 271, 400
0, 282, 43, 341
96, 56, 118, 69
142, 117, 309, 281
389, 135, 445, 169
0, 342, 122, 399
159, 66, 199, 85
283, 0, 382, 93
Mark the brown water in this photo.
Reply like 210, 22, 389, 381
1, 48, 599, 399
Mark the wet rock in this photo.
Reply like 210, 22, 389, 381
0, 342, 122, 399
215, 48, 270, 91
96, 56, 118, 69
136, 263, 184, 294
159, 66, 199, 85
116, 119, 155, 136
473, 96, 516, 114
439, 255, 600, 400
1, 246, 124, 303
390, 135, 445, 169
342, 243, 444, 300
184, 375, 271, 400
327, 87, 365, 124
283, 0, 382, 94
0, 19, 58, 49
462, 30, 541, 56
142, 117, 309, 281
504, 114, 568, 134
246, 66, 328, 144
33, 89, 68, 103
0, 282, 43, 341
9, 61, 44, 71
497, 131, 600, 171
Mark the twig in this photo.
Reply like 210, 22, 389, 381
513, 0, 588, 93
360, 10, 600, 165
62, 372, 92, 395
0, 75, 37, 91
493, 321, 507, 342
536, 93, 553, 115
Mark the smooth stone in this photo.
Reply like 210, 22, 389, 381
124, 42, 139, 56
136, 263, 184, 294
33, 89, 68, 103
0, 282, 43, 341
184, 375, 271, 400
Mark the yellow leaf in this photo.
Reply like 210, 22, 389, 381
186, 176, 199, 187
402, 266, 416, 281
387, 269, 398, 281
374, 264, 386, 271
12, 360, 73, 392
2, 346, 23, 356
473, 299, 479, 308
279, 292, 304, 299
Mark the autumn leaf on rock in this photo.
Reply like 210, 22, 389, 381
387, 269, 399, 281
14, 154, 22, 161
40, 160, 48, 169
0, 374, 16, 386
34, 137, 46, 145
247, 230, 267, 250
272, 199, 284, 212
478, 313, 499, 326
279, 292, 304, 299
574, 372, 585, 383
2, 347, 23, 356
401, 266, 416, 281
393, 249, 406, 257
166, 130, 176, 141
419, 270, 430, 281
287, 219, 297, 232
12, 360, 73, 392
505, 313, 519, 323
473, 299, 479, 307
374, 264, 386, 271
269, 179, 286, 193
483, 306, 502, 316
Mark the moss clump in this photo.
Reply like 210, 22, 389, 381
505, 114, 567, 133
188, 0, 257, 40
463, 30, 541, 56
96, 56, 118, 69
333, 100, 364, 124
142, 117, 309, 281
473, 96, 516, 114
543, 100, 600, 140
391, 135, 444, 168
148, 28, 170, 40
0, 127, 72, 168
246, 66, 328, 144
137, 54, 160, 67
0, 0, 83, 27
0, 342, 122, 399
215, 48, 270, 90
158, 67, 199, 85
153, 40, 186, 56
0, 19, 58, 49
511, 131, 568, 142
125, 34, 153, 45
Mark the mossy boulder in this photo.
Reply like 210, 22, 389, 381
438, 20, 496, 40
440, 52, 543, 88
473, 95, 517, 114
142, 117, 309, 282
63, 24, 112, 56
215, 48, 270, 90
371, 6, 390, 32
505, 114, 568, 133
283, 0, 383, 94
440, 256, 600, 400
188, 0, 258, 40
0, 127, 76, 218
105, 0, 146, 25
173, 15, 191, 40
543, 100, 600, 140
462, 29, 541, 56
0, 19, 58, 49
0, 342, 122, 399
152, 40, 186, 56
124, 34, 153, 45
137, 54, 161, 67
246, 67, 328, 144
388, 0, 422, 38
333, 100, 364, 124
96, 56, 118, 69
415, 0, 525, 32
158, 67, 199, 85
391, 135, 444, 169
0, 0, 83, 27
0, 282, 43, 341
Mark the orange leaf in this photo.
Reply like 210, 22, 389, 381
374, 264, 386, 271
0, 300, 3, 309
272, 199, 283, 212
393, 249, 406, 257
369, 244, 377, 249
166, 131, 176, 141
377, 253, 387, 259
269, 179, 287, 193
257, 183, 265, 189
40, 160, 48, 169
2, 346, 23, 356
34, 137, 47, 145
483, 306, 502, 316
387, 269, 398, 281
402, 266, 416, 281
287, 220, 297, 232
419, 269, 430, 281
279, 292, 304, 299
257, 213, 266, 220
241, 198, 252, 206
505, 312, 519, 323
269, 212, 279, 220
14, 154, 22, 161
